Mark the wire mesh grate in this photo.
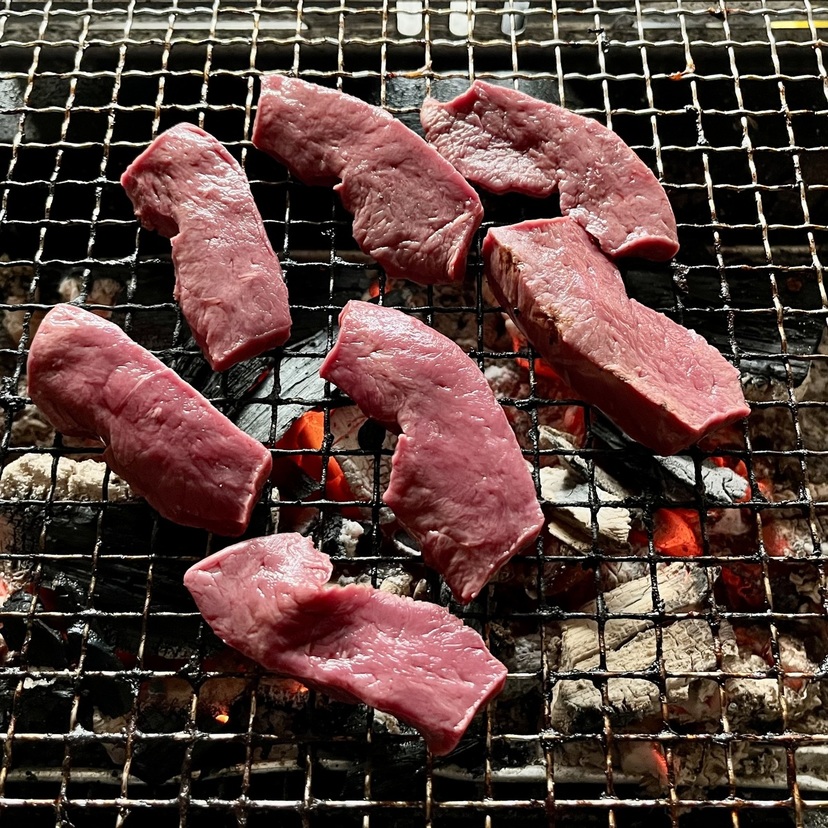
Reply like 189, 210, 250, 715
0, 1, 825, 827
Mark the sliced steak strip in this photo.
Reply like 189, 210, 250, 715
421, 80, 679, 262
184, 532, 507, 755
320, 300, 544, 603
252, 75, 483, 285
28, 304, 272, 536
121, 123, 291, 371
483, 218, 749, 455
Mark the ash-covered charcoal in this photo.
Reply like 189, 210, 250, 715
538, 426, 628, 497
0, 453, 145, 559
1, 378, 55, 448
329, 405, 396, 521
598, 560, 650, 592
551, 619, 731, 733
485, 359, 585, 452
762, 499, 828, 559
58, 274, 123, 316
540, 465, 631, 551
796, 326, 828, 484
0, 453, 131, 501
558, 562, 714, 670
722, 631, 821, 732
589, 420, 748, 506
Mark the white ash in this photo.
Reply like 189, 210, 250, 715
762, 503, 828, 558
540, 465, 631, 550
412, 578, 430, 601
4, 378, 54, 448
58, 275, 122, 314
371, 709, 403, 737
717, 631, 821, 731
599, 560, 649, 592
329, 406, 396, 523
0, 258, 38, 348
538, 426, 628, 498
337, 518, 364, 557
551, 619, 729, 732
267, 485, 280, 531
0, 453, 131, 501
378, 572, 413, 596
336, 572, 373, 588
558, 562, 714, 670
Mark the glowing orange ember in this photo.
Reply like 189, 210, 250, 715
275, 410, 357, 513
652, 508, 703, 557
214, 711, 230, 725
368, 278, 394, 298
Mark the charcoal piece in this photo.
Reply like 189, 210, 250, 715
552, 618, 725, 733
558, 562, 713, 670
236, 329, 329, 445
539, 465, 631, 550
0, 671, 74, 734
0, 591, 67, 668
590, 419, 747, 505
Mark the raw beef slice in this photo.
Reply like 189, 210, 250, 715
121, 123, 291, 371
252, 75, 483, 285
28, 304, 272, 535
320, 300, 544, 603
483, 218, 749, 455
421, 80, 679, 262
184, 533, 507, 755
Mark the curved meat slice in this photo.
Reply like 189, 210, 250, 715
421, 80, 679, 262
483, 218, 749, 455
320, 300, 544, 603
184, 533, 507, 755
121, 123, 291, 371
252, 75, 483, 285
28, 304, 272, 535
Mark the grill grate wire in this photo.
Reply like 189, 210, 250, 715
0, 1, 825, 827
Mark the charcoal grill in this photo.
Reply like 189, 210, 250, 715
0, 0, 827, 826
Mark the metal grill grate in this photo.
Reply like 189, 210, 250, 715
0, 1, 826, 826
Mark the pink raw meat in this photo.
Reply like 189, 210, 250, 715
28, 304, 272, 535
121, 123, 291, 371
252, 75, 483, 285
421, 80, 679, 262
483, 218, 749, 455
184, 532, 507, 755
320, 300, 544, 603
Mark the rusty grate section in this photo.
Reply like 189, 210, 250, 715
0, 1, 826, 827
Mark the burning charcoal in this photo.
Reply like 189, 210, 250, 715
558, 562, 713, 669
540, 466, 631, 551
329, 405, 396, 520
721, 630, 821, 732
589, 419, 748, 505
551, 619, 731, 733
485, 360, 585, 452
